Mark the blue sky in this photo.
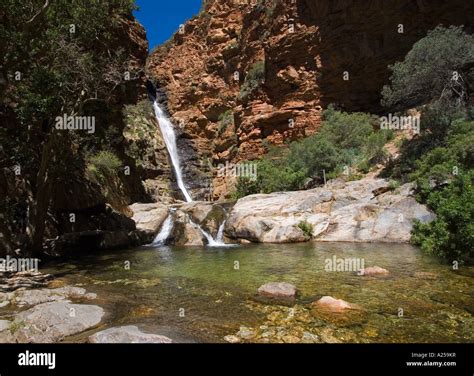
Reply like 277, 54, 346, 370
134, 0, 203, 52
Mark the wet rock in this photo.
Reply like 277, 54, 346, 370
129, 203, 169, 236
236, 326, 256, 340
413, 271, 437, 280
13, 286, 97, 307
359, 266, 389, 276
312, 296, 360, 313
89, 326, 172, 344
0, 271, 54, 292
301, 331, 320, 343
224, 335, 241, 344
0, 320, 10, 332
0, 301, 104, 343
257, 282, 297, 300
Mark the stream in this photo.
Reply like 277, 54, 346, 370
41, 242, 474, 343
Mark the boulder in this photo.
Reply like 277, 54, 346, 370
225, 177, 435, 243
312, 296, 359, 313
89, 326, 172, 343
257, 282, 297, 299
129, 203, 169, 235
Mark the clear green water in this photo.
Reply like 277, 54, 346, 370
42, 242, 474, 343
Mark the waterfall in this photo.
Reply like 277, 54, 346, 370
151, 95, 235, 247
152, 100, 193, 203
190, 219, 229, 248
216, 220, 226, 243
152, 214, 174, 246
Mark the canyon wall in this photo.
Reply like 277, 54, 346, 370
0, 13, 152, 255
147, 0, 474, 199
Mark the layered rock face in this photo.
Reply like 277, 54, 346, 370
147, 0, 473, 199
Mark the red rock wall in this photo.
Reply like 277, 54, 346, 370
147, 0, 474, 199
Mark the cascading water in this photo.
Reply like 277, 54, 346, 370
151, 95, 233, 247
152, 100, 192, 203
152, 213, 174, 246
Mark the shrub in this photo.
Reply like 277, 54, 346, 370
86, 150, 122, 182
217, 110, 234, 135
381, 26, 474, 111
239, 60, 265, 100
287, 137, 340, 180
297, 221, 314, 238
232, 107, 392, 197
411, 171, 474, 263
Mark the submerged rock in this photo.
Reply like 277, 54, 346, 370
359, 266, 390, 277
236, 326, 256, 340
89, 326, 172, 343
0, 301, 104, 343
0, 271, 54, 292
224, 335, 241, 344
13, 286, 97, 307
0, 320, 10, 332
312, 296, 360, 313
413, 271, 437, 280
257, 282, 297, 299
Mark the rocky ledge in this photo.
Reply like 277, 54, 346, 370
225, 177, 435, 244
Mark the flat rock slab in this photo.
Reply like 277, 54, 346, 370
225, 177, 435, 243
0, 301, 104, 343
257, 282, 297, 299
89, 326, 172, 343
13, 286, 97, 307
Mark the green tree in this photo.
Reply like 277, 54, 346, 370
381, 26, 474, 112
0, 0, 139, 255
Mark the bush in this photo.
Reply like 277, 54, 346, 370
411, 171, 474, 263
298, 221, 314, 238
408, 117, 474, 263
239, 60, 265, 100
382, 26, 474, 111
287, 137, 340, 180
232, 107, 390, 197
217, 110, 234, 135
86, 150, 122, 182
320, 106, 376, 153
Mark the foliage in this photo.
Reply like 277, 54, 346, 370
232, 107, 390, 198
86, 151, 122, 182
297, 221, 314, 238
239, 60, 265, 100
217, 110, 234, 135
0, 0, 138, 253
411, 170, 474, 263
381, 26, 474, 112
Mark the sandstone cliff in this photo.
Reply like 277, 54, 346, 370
146, 0, 474, 199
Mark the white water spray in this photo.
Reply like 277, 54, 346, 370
152, 100, 192, 203
152, 214, 174, 246
152, 97, 234, 247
